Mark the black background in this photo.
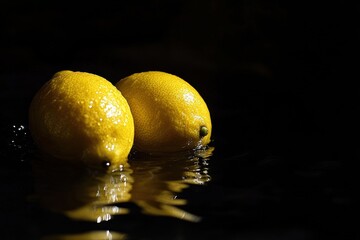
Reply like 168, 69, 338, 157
1, 1, 359, 239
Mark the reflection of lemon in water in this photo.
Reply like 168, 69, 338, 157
31, 158, 132, 222
29, 70, 134, 167
43, 230, 127, 240
115, 71, 212, 153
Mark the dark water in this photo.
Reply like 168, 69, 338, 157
1, 1, 359, 239
1, 107, 357, 239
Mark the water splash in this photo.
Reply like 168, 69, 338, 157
2, 123, 34, 163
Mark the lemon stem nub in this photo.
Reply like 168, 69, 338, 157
200, 126, 208, 138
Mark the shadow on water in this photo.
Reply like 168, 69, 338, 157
29, 143, 214, 239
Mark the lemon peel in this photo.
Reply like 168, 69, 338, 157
29, 70, 134, 168
115, 71, 212, 153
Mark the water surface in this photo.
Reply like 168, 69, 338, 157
5, 124, 216, 239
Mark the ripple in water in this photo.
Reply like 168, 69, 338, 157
4, 123, 215, 239
5, 123, 214, 223
30, 144, 215, 224
42, 230, 127, 240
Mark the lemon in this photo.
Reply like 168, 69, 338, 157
115, 71, 212, 153
29, 70, 134, 168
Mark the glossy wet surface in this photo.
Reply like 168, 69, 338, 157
31, 146, 214, 223
1, 117, 357, 239
1, 2, 358, 239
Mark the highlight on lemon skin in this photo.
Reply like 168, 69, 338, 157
28, 70, 135, 168
115, 71, 212, 154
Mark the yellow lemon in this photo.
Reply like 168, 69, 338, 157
29, 70, 134, 168
115, 71, 212, 153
